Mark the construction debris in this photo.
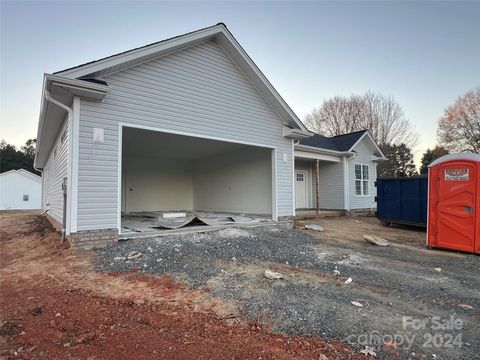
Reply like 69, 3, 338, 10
126, 251, 142, 260
351, 301, 363, 307
163, 212, 187, 218
363, 234, 389, 246
304, 224, 324, 232
360, 345, 377, 357
150, 213, 262, 230
344, 277, 352, 284
434, 267, 442, 272
264, 270, 284, 280
30, 306, 43, 316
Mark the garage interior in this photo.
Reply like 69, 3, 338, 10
121, 127, 274, 235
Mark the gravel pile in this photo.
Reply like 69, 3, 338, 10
95, 226, 321, 287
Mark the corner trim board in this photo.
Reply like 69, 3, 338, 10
70, 97, 80, 233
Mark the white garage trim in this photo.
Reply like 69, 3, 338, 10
291, 139, 296, 217
69, 96, 80, 233
117, 122, 278, 231
343, 157, 350, 211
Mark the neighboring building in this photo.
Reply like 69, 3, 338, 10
0, 169, 42, 210
34, 23, 384, 249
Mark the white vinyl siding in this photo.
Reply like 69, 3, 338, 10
318, 162, 345, 209
42, 116, 70, 223
348, 138, 377, 209
77, 40, 293, 231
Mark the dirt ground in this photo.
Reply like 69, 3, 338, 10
93, 215, 479, 360
0, 211, 365, 359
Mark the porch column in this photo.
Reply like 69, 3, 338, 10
315, 159, 320, 214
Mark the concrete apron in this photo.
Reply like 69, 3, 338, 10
294, 210, 344, 220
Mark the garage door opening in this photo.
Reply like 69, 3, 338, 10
120, 126, 275, 234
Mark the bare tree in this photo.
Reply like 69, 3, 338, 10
305, 91, 419, 149
305, 95, 365, 135
437, 88, 480, 153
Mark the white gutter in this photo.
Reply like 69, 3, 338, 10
295, 144, 356, 156
283, 126, 313, 140
43, 90, 73, 243
45, 90, 73, 118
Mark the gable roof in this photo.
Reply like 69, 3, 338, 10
299, 130, 367, 152
53, 23, 308, 132
298, 129, 386, 159
0, 169, 41, 183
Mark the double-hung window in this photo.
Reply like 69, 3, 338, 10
355, 164, 369, 196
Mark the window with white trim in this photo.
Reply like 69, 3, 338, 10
355, 164, 369, 196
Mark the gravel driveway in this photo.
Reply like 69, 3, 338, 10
95, 217, 480, 360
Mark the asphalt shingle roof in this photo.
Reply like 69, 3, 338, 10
299, 130, 367, 152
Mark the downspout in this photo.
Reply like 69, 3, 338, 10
44, 90, 73, 243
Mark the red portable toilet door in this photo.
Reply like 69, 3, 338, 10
430, 161, 477, 253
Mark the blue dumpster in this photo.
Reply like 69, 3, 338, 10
375, 175, 428, 227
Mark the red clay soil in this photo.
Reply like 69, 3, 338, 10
0, 212, 366, 359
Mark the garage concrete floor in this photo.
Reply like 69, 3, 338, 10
121, 211, 272, 239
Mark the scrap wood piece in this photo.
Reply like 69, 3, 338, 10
264, 269, 284, 280
351, 301, 363, 307
231, 215, 262, 224
363, 234, 389, 246
304, 224, 324, 232
162, 212, 187, 218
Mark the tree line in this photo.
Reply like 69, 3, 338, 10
0, 139, 40, 175
305, 88, 479, 177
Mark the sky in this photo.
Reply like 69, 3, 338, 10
1, 1, 479, 165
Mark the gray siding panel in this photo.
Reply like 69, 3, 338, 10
77, 40, 293, 231
42, 116, 69, 223
318, 162, 345, 209
348, 138, 377, 210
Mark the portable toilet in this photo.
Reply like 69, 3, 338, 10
427, 152, 480, 254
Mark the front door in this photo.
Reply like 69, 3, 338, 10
430, 161, 477, 253
295, 171, 307, 209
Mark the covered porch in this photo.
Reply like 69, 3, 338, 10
294, 148, 347, 213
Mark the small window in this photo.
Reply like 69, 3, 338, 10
355, 164, 370, 196
23, 194, 29, 201
296, 173, 304, 182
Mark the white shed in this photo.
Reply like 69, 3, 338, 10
0, 169, 42, 210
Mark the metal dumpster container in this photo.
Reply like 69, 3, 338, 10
376, 175, 428, 227
427, 152, 480, 254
